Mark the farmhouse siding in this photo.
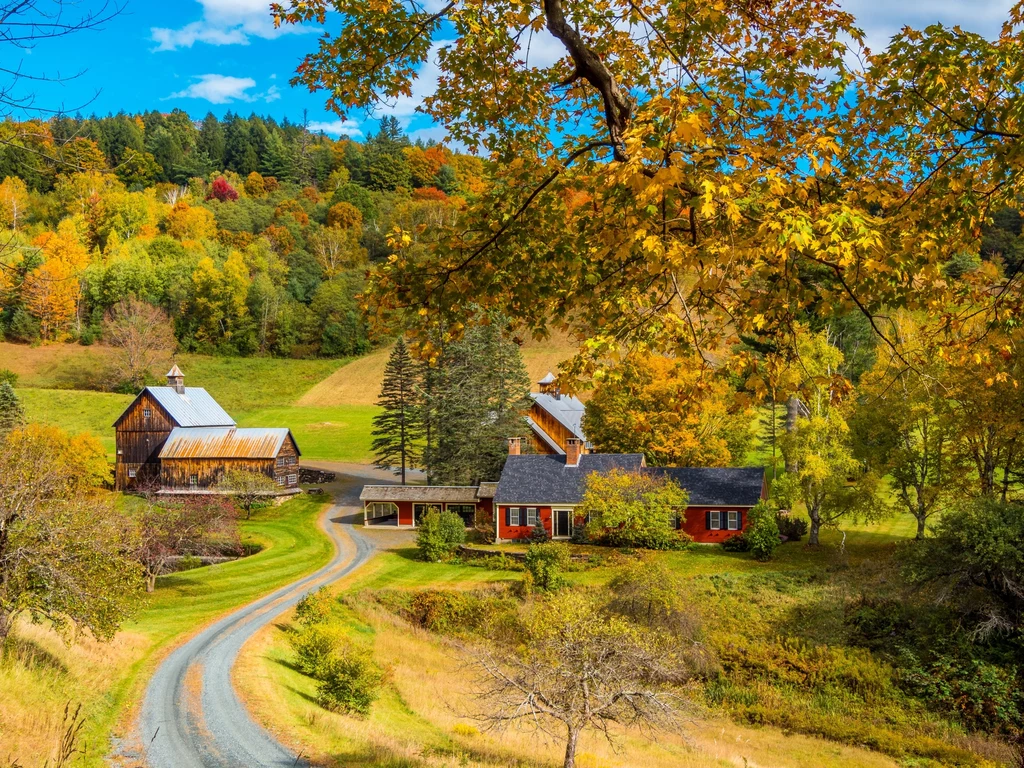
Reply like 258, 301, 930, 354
160, 457, 277, 490
114, 391, 176, 490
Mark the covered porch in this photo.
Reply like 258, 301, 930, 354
359, 483, 496, 529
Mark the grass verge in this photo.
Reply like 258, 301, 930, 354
0, 493, 333, 768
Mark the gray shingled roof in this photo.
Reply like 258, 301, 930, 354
359, 485, 483, 503
159, 427, 296, 459
646, 466, 765, 507
144, 387, 235, 427
530, 392, 587, 440
494, 454, 646, 505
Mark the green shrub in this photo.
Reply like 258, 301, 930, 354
315, 649, 387, 715
407, 590, 485, 634
177, 555, 202, 571
528, 516, 549, 543
290, 623, 345, 676
776, 511, 809, 542
524, 542, 571, 591
0, 369, 17, 387
462, 554, 523, 572
416, 509, 467, 562
295, 586, 334, 626
578, 469, 691, 550
745, 501, 780, 561
721, 533, 749, 552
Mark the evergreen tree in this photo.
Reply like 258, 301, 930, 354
0, 382, 25, 433
262, 131, 297, 183
371, 338, 423, 484
425, 320, 532, 484
198, 112, 227, 169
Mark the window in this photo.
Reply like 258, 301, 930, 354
510, 507, 521, 526
143, 408, 152, 419
447, 504, 476, 526
128, 469, 136, 478
276, 455, 295, 467
727, 511, 740, 531
189, 474, 198, 488
526, 507, 538, 526
414, 503, 441, 522
287, 474, 297, 486
368, 502, 398, 519
708, 511, 722, 530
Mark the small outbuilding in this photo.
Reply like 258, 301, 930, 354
359, 483, 496, 528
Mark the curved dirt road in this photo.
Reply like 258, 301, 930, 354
138, 470, 381, 768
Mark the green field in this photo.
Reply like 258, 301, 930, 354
4, 342, 378, 462
0, 493, 333, 768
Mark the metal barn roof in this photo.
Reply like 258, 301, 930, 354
159, 427, 296, 459
530, 392, 587, 440
143, 387, 235, 427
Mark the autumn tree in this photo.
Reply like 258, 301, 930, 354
471, 589, 696, 768
0, 176, 28, 229
134, 497, 239, 592
164, 201, 217, 242
0, 424, 141, 646
371, 338, 423, 484
578, 469, 689, 550
851, 318, 966, 538
219, 468, 281, 519
103, 298, 177, 390
585, 353, 752, 467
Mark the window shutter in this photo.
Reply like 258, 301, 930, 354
505, 507, 511, 527
738, 510, 744, 529
705, 511, 712, 530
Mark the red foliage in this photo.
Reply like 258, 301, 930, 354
412, 186, 449, 202
206, 176, 239, 202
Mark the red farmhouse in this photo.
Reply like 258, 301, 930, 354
493, 438, 766, 543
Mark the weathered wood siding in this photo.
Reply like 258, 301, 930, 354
272, 435, 300, 486
529, 401, 576, 453
115, 391, 176, 490
160, 457, 275, 490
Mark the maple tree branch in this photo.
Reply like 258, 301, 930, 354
542, 0, 634, 161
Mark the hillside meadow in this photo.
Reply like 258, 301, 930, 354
236, 514, 1014, 768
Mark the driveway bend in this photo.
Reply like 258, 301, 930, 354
138, 473, 379, 768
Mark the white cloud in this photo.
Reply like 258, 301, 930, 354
166, 74, 280, 104
307, 119, 363, 138
151, 0, 312, 52
846, 0, 1014, 55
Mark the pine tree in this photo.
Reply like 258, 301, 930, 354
0, 382, 25, 433
371, 339, 423, 484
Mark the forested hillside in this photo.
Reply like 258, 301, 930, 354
0, 112, 484, 363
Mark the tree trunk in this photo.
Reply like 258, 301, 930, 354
807, 507, 821, 546
785, 395, 802, 472
563, 726, 580, 768
915, 513, 926, 540
0, 608, 12, 648
146, 571, 157, 593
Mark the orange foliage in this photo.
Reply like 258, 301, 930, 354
165, 202, 217, 242
263, 224, 296, 255
273, 199, 309, 226
412, 186, 449, 202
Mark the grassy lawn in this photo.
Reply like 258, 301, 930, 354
0, 493, 333, 768
19, 388, 134, 455
236, 404, 378, 463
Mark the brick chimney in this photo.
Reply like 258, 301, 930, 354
566, 438, 584, 467
507, 437, 522, 456
166, 364, 185, 394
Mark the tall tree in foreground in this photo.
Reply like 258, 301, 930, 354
0, 424, 141, 646
371, 338, 423, 484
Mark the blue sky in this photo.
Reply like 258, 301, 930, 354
10, 0, 1017, 143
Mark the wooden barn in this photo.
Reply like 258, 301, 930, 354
113, 366, 300, 493
526, 373, 589, 455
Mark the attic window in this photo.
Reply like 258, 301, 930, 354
143, 408, 152, 419
128, 469, 136, 478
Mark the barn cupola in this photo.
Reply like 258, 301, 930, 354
166, 364, 185, 394
538, 372, 560, 399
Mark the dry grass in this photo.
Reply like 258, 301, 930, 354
298, 335, 584, 408
235, 562, 900, 768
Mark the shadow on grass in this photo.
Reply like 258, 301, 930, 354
3, 633, 70, 675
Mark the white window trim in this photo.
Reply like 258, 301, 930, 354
727, 511, 740, 531
551, 508, 574, 538
709, 511, 722, 530
128, 469, 136, 478
510, 507, 521, 526
526, 507, 538, 526
143, 408, 152, 418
